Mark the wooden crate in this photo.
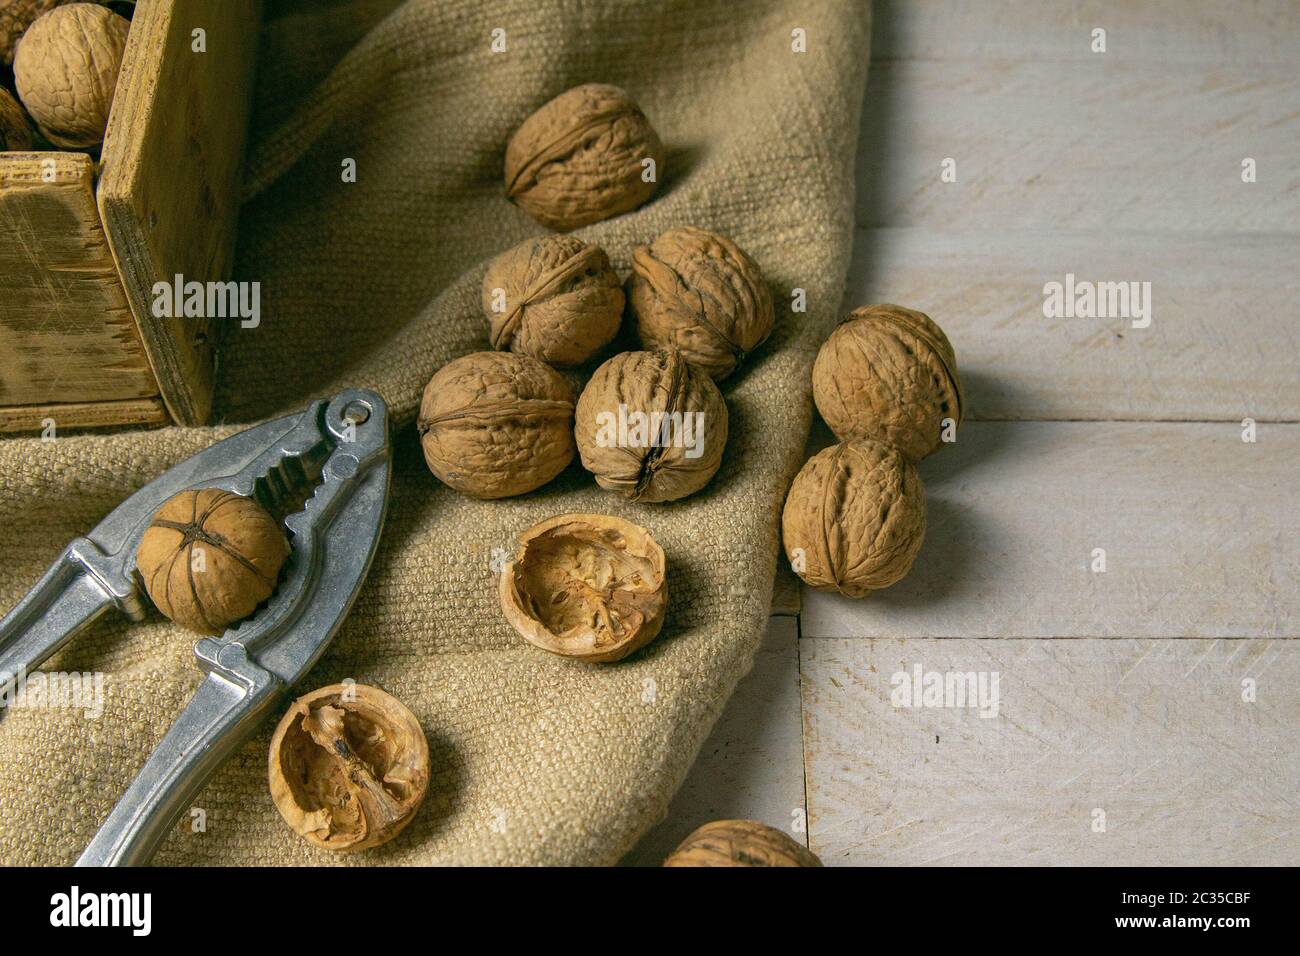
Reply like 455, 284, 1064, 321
0, 0, 261, 433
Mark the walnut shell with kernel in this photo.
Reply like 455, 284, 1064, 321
136, 489, 290, 635
0, 87, 34, 150
499, 513, 667, 663
628, 226, 775, 380
418, 351, 576, 499
812, 303, 964, 462
269, 683, 429, 852
504, 83, 664, 231
574, 348, 727, 503
482, 234, 623, 368
781, 438, 926, 598
664, 819, 823, 867
13, 3, 129, 149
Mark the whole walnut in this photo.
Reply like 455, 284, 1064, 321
136, 489, 290, 635
574, 348, 727, 503
504, 83, 664, 231
782, 439, 926, 598
13, 3, 129, 148
0, 87, 34, 149
269, 683, 429, 852
812, 303, 964, 462
499, 513, 667, 663
0, 0, 73, 64
664, 820, 823, 867
628, 226, 775, 380
482, 235, 623, 368
418, 351, 576, 499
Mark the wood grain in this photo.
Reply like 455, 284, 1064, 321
801, 638, 1300, 865
843, 227, 1300, 421
98, 0, 262, 426
0, 397, 168, 434
799, 422, 1299, 640
0, 152, 157, 406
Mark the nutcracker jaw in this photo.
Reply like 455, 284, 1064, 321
0, 390, 392, 866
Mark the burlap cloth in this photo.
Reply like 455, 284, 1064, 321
0, 0, 870, 865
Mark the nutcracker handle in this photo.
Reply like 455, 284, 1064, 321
76, 659, 283, 867
0, 539, 141, 700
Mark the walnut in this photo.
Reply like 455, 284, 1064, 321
0, 86, 34, 149
574, 348, 727, 503
628, 226, 775, 380
663, 820, 823, 867
498, 513, 667, 663
418, 351, 576, 499
12, 3, 129, 149
135, 489, 290, 635
0, 0, 72, 65
482, 234, 623, 368
812, 303, 964, 462
504, 83, 664, 231
268, 683, 429, 852
781, 438, 926, 598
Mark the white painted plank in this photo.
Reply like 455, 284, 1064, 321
621, 617, 807, 865
799, 421, 1300, 639
871, 0, 1300, 65
855, 60, 1300, 232
801, 638, 1300, 866
841, 227, 1300, 421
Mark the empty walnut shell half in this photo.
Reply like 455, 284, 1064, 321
499, 513, 667, 663
504, 83, 664, 231
628, 226, 775, 380
781, 439, 926, 598
418, 351, 576, 499
482, 234, 624, 368
136, 489, 290, 635
574, 348, 728, 503
812, 303, 964, 462
269, 683, 430, 852
664, 819, 823, 867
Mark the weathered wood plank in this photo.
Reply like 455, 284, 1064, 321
855, 60, 1299, 232
0, 397, 168, 434
841, 227, 1300, 421
622, 617, 808, 865
0, 153, 157, 406
872, 0, 1300, 65
99, 0, 262, 426
799, 422, 1299, 640
801, 638, 1300, 865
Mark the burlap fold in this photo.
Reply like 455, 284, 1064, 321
0, 0, 870, 865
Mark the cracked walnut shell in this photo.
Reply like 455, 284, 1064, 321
574, 348, 727, 503
269, 683, 429, 852
13, 3, 129, 149
628, 226, 775, 380
482, 235, 623, 368
664, 819, 823, 867
499, 513, 667, 663
812, 303, 964, 462
136, 489, 290, 635
505, 83, 664, 231
781, 439, 926, 598
418, 351, 576, 499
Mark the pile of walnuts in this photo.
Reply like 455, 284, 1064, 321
1, 2, 131, 152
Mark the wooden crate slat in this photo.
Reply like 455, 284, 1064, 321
0, 397, 169, 434
97, 0, 263, 426
0, 152, 158, 407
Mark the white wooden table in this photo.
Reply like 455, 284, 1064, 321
626, 0, 1299, 866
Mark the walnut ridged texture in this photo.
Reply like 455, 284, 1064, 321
663, 819, 823, 867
